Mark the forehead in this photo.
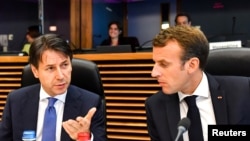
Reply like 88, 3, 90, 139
110, 24, 118, 29
177, 16, 188, 21
153, 40, 183, 61
40, 50, 68, 65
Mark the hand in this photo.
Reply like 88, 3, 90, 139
62, 107, 97, 140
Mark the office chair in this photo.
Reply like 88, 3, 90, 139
21, 58, 106, 120
205, 47, 250, 77
123, 36, 140, 52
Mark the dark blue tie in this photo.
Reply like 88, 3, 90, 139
42, 97, 57, 141
184, 96, 204, 141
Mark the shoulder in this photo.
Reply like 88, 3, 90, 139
67, 85, 100, 99
5, 84, 40, 106
66, 85, 102, 109
101, 39, 110, 45
146, 91, 177, 104
22, 43, 31, 54
207, 74, 250, 97
208, 74, 250, 86
8, 84, 40, 99
119, 37, 129, 44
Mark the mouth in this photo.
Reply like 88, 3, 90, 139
157, 81, 166, 86
55, 82, 67, 88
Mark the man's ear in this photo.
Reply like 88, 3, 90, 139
31, 65, 39, 78
186, 57, 200, 73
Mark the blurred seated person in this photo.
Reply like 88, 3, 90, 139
175, 12, 192, 26
22, 25, 41, 55
100, 21, 139, 52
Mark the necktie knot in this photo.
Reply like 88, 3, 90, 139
48, 97, 57, 107
184, 95, 197, 107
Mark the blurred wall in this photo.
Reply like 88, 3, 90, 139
181, 0, 250, 46
2, 0, 250, 51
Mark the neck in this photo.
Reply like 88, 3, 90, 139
111, 38, 119, 46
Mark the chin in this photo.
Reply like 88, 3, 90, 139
162, 88, 175, 95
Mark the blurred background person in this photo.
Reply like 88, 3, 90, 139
22, 25, 41, 55
100, 21, 124, 46
100, 21, 139, 52
175, 12, 192, 26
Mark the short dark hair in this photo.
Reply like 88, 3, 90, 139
152, 26, 209, 70
174, 12, 192, 24
28, 34, 73, 68
27, 25, 41, 38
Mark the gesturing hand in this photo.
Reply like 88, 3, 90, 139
62, 107, 97, 140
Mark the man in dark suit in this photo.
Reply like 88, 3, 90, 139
145, 26, 250, 141
0, 34, 106, 141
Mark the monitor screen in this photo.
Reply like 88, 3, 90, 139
0, 51, 27, 56
96, 45, 134, 53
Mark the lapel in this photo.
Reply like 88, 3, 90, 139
164, 92, 183, 141
20, 84, 40, 131
206, 73, 228, 124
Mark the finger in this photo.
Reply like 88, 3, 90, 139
85, 107, 97, 121
62, 122, 71, 134
62, 121, 76, 139
63, 120, 80, 132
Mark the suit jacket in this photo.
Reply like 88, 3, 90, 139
0, 84, 107, 141
145, 73, 250, 141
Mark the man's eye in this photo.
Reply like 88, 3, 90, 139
46, 67, 53, 71
62, 63, 69, 68
160, 63, 168, 67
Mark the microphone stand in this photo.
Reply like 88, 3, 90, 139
137, 39, 153, 51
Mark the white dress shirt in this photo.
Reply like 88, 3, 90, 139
178, 72, 216, 141
36, 86, 66, 141
35, 86, 94, 141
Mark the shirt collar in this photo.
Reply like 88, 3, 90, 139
178, 72, 209, 102
39, 86, 67, 103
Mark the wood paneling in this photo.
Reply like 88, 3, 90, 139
0, 57, 28, 123
0, 52, 158, 140
70, 0, 92, 50
70, 0, 81, 49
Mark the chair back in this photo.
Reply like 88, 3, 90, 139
21, 58, 104, 98
205, 48, 250, 77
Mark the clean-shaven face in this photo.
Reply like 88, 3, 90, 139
151, 40, 191, 94
31, 49, 72, 97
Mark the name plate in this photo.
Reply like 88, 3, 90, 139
209, 40, 242, 50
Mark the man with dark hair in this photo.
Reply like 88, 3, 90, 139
22, 25, 41, 55
175, 12, 192, 26
145, 26, 250, 141
0, 33, 107, 141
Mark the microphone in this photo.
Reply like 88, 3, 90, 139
174, 117, 191, 141
138, 39, 153, 50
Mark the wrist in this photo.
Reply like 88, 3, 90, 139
77, 132, 90, 141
